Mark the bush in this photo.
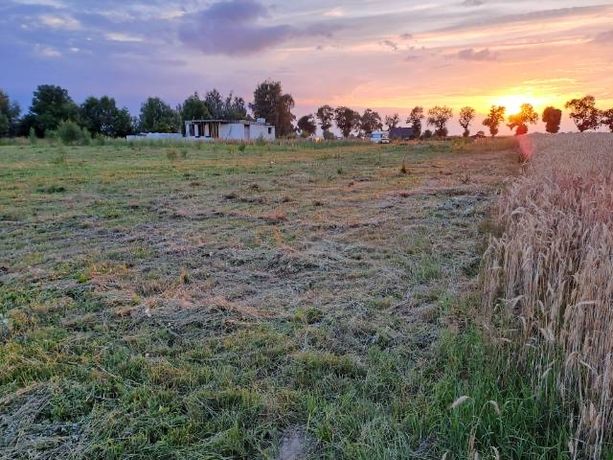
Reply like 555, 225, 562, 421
56, 120, 81, 144
434, 127, 448, 138
28, 127, 37, 144
56, 120, 91, 145
44, 129, 57, 140
81, 128, 92, 145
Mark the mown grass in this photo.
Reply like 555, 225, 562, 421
0, 137, 533, 458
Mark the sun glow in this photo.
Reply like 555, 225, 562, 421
493, 95, 527, 115
491, 90, 561, 116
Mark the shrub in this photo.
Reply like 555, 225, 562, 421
56, 120, 81, 144
28, 127, 37, 144
80, 128, 92, 145
434, 127, 448, 137
44, 129, 57, 140
56, 120, 91, 145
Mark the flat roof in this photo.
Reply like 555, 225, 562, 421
186, 119, 272, 126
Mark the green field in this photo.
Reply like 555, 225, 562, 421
1, 139, 524, 459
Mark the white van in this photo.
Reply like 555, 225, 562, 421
370, 131, 390, 144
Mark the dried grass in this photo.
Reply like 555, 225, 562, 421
481, 133, 613, 458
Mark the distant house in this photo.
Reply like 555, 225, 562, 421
184, 118, 275, 141
389, 127, 416, 140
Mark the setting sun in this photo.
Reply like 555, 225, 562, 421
491, 90, 566, 117
493, 95, 527, 115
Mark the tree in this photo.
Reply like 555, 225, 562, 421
407, 106, 424, 138
0, 114, 8, 138
197, 90, 248, 120
204, 89, 224, 119
297, 114, 317, 137
482, 105, 506, 137
250, 80, 295, 137
180, 92, 210, 123
601, 109, 613, 132
565, 96, 600, 132
316, 105, 334, 136
138, 97, 179, 133
223, 92, 248, 120
334, 106, 361, 138
458, 106, 476, 137
507, 103, 538, 135
542, 106, 562, 134
385, 113, 400, 130
79, 96, 132, 138
360, 109, 383, 135
112, 108, 133, 137
427, 106, 453, 137
0, 90, 20, 137
25, 84, 78, 137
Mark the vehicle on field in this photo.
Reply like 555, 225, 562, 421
370, 130, 390, 144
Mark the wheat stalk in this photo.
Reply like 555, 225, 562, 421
480, 133, 613, 459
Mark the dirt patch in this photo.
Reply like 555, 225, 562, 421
277, 427, 311, 460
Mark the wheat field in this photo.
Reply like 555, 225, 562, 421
481, 133, 613, 458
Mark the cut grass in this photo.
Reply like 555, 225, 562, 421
0, 138, 521, 458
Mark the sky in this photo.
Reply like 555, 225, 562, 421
1, 0, 612, 134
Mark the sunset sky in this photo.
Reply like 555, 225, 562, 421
1, 0, 612, 134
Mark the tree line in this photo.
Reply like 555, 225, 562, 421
0, 80, 296, 139
1, 82, 611, 140
298, 96, 612, 139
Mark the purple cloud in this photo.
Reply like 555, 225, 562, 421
381, 40, 398, 51
179, 0, 333, 56
592, 30, 613, 43
457, 48, 498, 61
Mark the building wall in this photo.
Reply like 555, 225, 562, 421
127, 133, 182, 141
219, 123, 246, 140
184, 121, 275, 141
250, 124, 275, 140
